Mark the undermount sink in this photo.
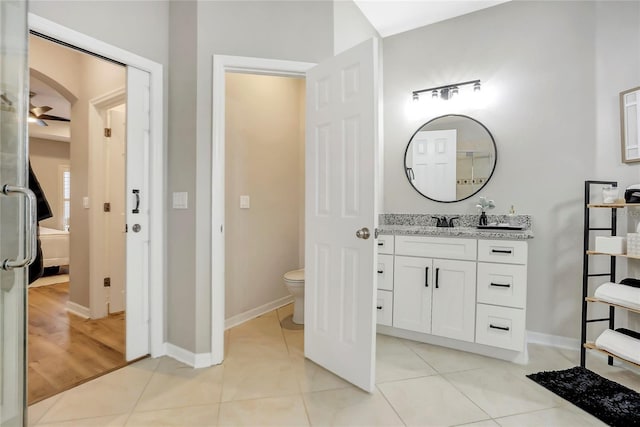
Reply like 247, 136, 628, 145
476, 224, 524, 231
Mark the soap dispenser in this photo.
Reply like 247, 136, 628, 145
508, 205, 517, 226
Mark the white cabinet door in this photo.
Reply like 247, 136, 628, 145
431, 259, 476, 343
305, 38, 379, 392
377, 254, 394, 291
393, 256, 432, 333
376, 290, 393, 326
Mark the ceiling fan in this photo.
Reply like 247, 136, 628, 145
29, 91, 70, 127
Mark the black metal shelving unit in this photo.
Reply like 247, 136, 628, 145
581, 180, 617, 368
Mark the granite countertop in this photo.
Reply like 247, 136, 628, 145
378, 224, 534, 240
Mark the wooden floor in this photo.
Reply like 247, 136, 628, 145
28, 282, 126, 404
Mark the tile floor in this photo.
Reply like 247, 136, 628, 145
29, 304, 640, 426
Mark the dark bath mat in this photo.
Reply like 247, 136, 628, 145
527, 366, 640, 426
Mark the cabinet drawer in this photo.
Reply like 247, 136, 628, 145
478, 240, 528, 265
477, 263, 527, 309
475, 304, 525, 352
377, 234, 394, 255
377, 254, 394, 291
395, 235, 477, 261
376, 290, 393, 326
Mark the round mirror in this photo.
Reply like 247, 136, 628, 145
404, 114, 497, 203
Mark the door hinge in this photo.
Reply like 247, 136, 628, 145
103, 202, 111, 212
103, 277, 111, 287
104, 128, 112, 137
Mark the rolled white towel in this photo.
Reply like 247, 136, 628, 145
594, 282, 640, 311
595, 329, 640, 365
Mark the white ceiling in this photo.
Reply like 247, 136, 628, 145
353, 0, 511, 37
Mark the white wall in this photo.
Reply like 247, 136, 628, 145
382, 1, 640, 340
333, 0, 379, 54
29, 1, 169, 67
167, 0, 198, 352
225, 73, 304, 319
29, 137, 70, 231
182, 0, 333, 353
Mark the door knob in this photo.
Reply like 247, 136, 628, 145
132, 224, 142, 233
355, 227, 370, 240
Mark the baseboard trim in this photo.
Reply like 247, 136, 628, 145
225, 295, 294, 330
526, 331, 581, 350
65, 301, 90, 318
377, 325, 529, 364
165, 343, 216, 369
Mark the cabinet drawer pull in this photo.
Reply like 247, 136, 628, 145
377, 305, 383, 310
377, 270, 384, 274
435, 268, 440, 288
490, 282, 511, 288
377, 242, 384, 246
489, 324, 510, 331
491, 249, 513, 254
424, 267, 429, 287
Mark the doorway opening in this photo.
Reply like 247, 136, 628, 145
211, 55, 314, 364
223, 72, 305, 332
27, 33, 127, 404
25, 13, 165, 405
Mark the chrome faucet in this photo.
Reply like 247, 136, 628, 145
432, 216, 459, 227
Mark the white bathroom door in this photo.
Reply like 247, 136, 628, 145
305, 38, 379, 392
413, 130, 457, 201
125, 66, 151, 361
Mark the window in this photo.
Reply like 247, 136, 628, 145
60, 165, 70, 231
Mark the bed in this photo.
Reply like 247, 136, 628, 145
39, 226, 69, 267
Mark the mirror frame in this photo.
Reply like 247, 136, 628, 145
620, 86, 640, 164
404, 114, 498, 203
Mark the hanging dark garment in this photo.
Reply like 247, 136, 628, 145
28, 162, 53, 284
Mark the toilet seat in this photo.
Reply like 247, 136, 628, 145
284, 268, 304, 283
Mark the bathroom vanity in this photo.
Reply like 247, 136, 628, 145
375, 215, 533, 363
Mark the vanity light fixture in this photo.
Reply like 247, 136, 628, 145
412, 79, 481, 101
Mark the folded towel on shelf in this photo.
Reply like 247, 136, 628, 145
616, 328, 640, 340
619, 278, 640, 288
595, 329, 640, 365
594, 282, 640, 311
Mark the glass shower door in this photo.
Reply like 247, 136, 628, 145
0, 0, 29, 425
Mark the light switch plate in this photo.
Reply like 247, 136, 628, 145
83, 196, 90, 209
240, 195, 250, 209
172, 192, 188, 209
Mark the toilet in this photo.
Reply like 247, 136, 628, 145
283, 268, 305, 324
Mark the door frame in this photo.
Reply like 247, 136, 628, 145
210, 55, 314, 363
29, 14, 165, 357
88, 88, 125, 319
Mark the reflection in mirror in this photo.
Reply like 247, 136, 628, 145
621, 86, 640, 163
404, 114, 497, 202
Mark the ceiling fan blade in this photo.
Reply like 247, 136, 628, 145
30, 105, 52, 118
39, 114, 70, 122
28, 111, 48, 127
